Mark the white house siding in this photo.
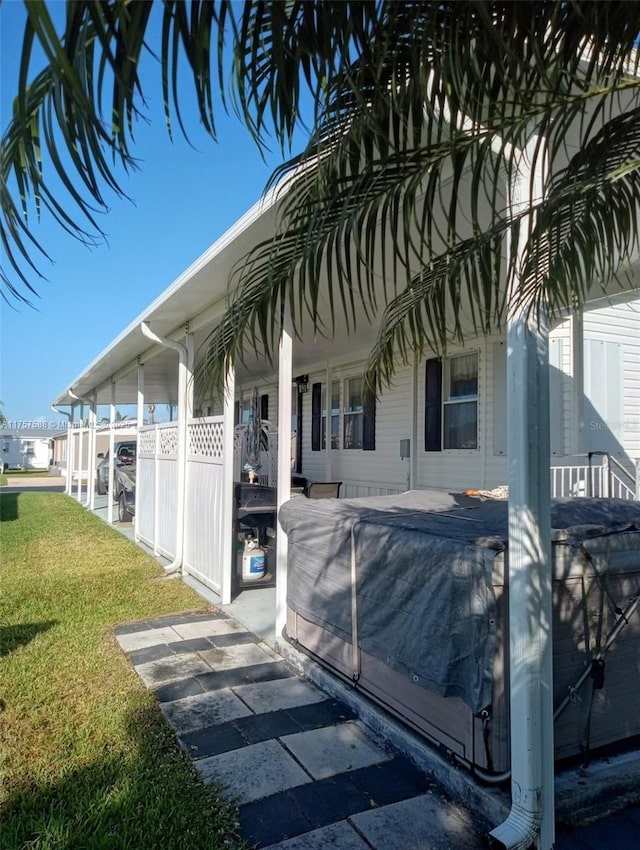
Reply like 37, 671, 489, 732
582, 301, 640, 463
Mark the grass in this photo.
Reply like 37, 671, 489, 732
0, 492, 245, 850
0, 469, 54, 486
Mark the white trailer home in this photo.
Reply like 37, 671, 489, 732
0, 428, 51, 472
51, 128, 640, 850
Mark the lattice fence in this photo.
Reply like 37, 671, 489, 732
138, 427, 157, 456
158, 424, 178, 457
188, 418, 224, 459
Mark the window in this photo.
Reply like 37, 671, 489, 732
425, 353, 478, 451
321, 381, 341, 449
343, 377, 364, 449
311, 376, 376, 452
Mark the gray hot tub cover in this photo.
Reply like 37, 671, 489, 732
280, 490, 640, 715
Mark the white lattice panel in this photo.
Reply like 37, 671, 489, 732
189, 420, 224, 459
158, 425, 178, 457
138, 427, 156, 456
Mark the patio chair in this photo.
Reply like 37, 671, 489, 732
304, 481, 342, 499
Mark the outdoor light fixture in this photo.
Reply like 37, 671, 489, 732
295, 375, 309, 394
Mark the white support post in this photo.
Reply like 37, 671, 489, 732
175, 331, 194, 569
153, 426, 160, 554
221, 362, 236, 605
636, 458, 640, 501
410, 352, 419, 491
325, 362, 332, 480
87, 397, 97, 510
275, 319, 293, 638
76, 405, 84, 502
490, 134, 554, 850
570, 310, 585, 455
135, 360, 144, 538
65, 411, 74, 495
107, 381, 116, 524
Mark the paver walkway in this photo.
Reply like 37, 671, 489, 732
115, 610, 487, 849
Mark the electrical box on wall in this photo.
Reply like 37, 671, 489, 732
400, 439, 410, 459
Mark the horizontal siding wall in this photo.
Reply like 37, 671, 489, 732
415, 338, 508, 493
583, 301, 640, 463
299, 356, 412, 496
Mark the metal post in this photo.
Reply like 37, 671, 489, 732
325, 362, 332, 480
135, 360, 144, 538
275, 318, 293, 638
221, 362, 236, 605
87, 397, 97, 510
107, 381, 116, 524
570, 310, 585, 455
65, 407, 75, 495
490, 134, 554, 850
76, 405, 84, 502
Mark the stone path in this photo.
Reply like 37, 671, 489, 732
115, 610, 487, 849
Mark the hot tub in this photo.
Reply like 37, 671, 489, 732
280, 490, 640, 776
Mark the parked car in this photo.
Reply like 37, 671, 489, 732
96, 441, 137, 522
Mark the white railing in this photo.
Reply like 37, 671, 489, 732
550, 453, 638, 500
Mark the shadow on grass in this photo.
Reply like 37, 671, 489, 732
1, 703, 243, 850
0, 492, 19, 522
0, 621, 58, 657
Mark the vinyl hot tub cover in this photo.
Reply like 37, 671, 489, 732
279, 490, 640, 716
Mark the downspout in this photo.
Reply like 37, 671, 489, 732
140, 322, 190, 576
488, 134, 554, 850
435, 86, 554, 850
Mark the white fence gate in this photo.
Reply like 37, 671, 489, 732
136, 422, 179, 559
136, 417, 229, 595
183, 417, 227, 595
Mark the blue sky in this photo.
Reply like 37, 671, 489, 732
0, 2, 305, 426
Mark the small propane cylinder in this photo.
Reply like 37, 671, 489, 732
242, 536, 266, 581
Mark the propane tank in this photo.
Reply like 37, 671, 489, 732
242, 536, 266, 581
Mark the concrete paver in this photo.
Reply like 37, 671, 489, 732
281, 720, 392, 780
262, 820, 370, 850
160, 689, 252, 734
195, 738, 312, 803
232, 677, 326, 713
171, 619, 247, 639
350, 792, 486, 849
135, 653, 212, 687
114, 610, 640, 850
199, 642, 275, 670
116, 626, 182, 651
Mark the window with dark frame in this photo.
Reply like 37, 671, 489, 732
425, 353, 479, 451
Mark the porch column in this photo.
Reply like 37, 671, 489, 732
87, 396, 97, 510
135, 359, 144, 537
76, 405, 84, 502
410, 352, 419, 490
275, 319, 293, 638
65, 409, 74, 495
490, 134, 554, 850
221, 362, 236, 605
175, 331, 195, 568
570, 309, 585, 454
107, 380, 116, 524
325, 362, 332, 479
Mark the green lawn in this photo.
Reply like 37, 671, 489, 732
0, 469, 54, 486
0, 492, 245, 850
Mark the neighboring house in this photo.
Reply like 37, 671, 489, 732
51, 425, 138, 481
0, 428, 52, 472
